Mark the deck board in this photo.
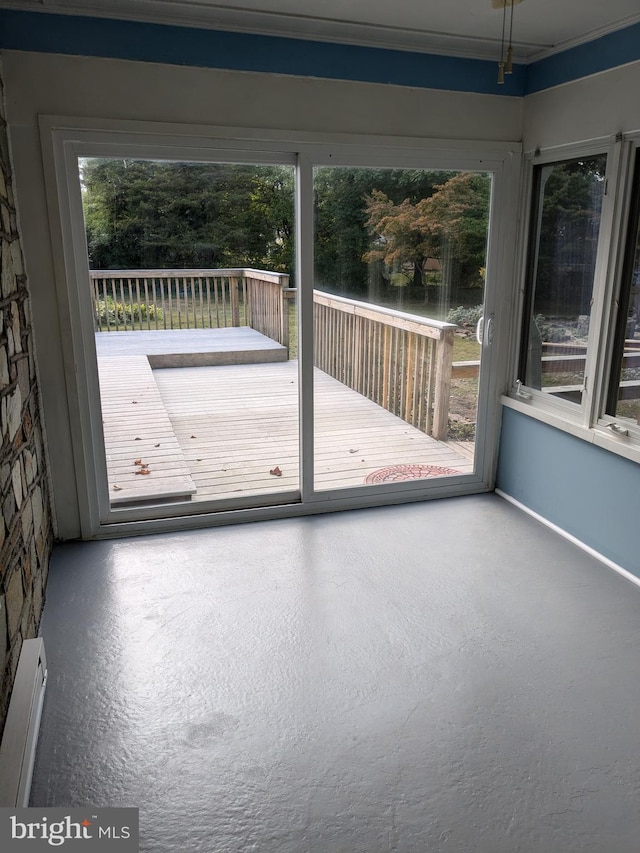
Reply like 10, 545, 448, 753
152, 361, 473, 501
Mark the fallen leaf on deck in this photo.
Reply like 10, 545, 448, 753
134, 459, 146, 466
269, 466, 282, 476
190, 435, 197, 439
134, 437, 142, 441
113, 484, 122, 491
135, 467, 151, 475
154, 443, 160, 447
349, 449, 359, 454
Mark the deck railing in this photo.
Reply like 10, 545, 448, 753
89, 268, 291, 347
90, 269, 456, 440
313, 291, 456, 440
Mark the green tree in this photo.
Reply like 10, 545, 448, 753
313, 168, 452, 297
534, 156, 607, 314
81, 159, 295, 276
363, 172, 490, 301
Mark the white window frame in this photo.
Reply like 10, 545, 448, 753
504, 133, 640, 466
39, 115, 521, 538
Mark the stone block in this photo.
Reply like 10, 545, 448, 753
32, 484, 43, 536
11, 460, 22, 509
0, 345, 8, 389
9, 239, 23, 276
3, 489, 15, 525
11, 301, 21, 354
20, 587, 33, 639
24, 449, 34, 486
20, 496, 33, 543
5, 566, 24, 640
7, 385, 22, 440
32, 575, 43, 618
1, 240, 12, 299
17, 356, 29, 397
1, 204, 9, 236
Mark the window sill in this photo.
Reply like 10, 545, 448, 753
501, 393, 640, 466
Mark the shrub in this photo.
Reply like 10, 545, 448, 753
446, 304, 483, 328
97, 297, 163, 327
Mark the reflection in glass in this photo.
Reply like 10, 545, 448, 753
312, 167, 492, 491
79, 158, 298, 509
521, 155, 607, 403
606, 150, 640, 424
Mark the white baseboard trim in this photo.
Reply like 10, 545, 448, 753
495, 489, 640, 591
0, 638, 47, 807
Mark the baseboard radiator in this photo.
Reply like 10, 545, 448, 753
0, 638, 48, 807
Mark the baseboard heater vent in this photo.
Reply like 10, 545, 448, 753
0, 638, 47, 807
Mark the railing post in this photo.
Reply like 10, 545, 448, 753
230, 276, 240, 327
281, 288, 292, 355
432, 326, 454, 441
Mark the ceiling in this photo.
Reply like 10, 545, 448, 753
4, 0, 640, 62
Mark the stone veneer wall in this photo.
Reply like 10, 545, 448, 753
0, 65, 53, 738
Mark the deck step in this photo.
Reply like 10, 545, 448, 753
96, 327, 287, 366
98, 355, 197, 505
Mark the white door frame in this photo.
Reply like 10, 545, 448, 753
40, 116, 522, 538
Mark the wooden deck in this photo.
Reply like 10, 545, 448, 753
96, 330, 474, 506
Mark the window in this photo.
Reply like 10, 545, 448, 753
509, 137, 640, 465
518, 154, 608, 407
605, 148, 640, 429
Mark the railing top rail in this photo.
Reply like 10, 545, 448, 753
89, 268, 290, 285
313, 289, 457, 340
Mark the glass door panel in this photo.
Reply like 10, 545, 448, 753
311, 167, 491, 491
79, 157, 298, 510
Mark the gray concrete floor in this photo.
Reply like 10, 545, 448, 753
30, 494, 640, 852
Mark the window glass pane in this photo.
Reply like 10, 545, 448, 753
520, 155, 607, 404
312, 167, 492, 490
80, 158, 298, 509
606, 150, 640, 424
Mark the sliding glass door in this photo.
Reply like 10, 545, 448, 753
47, 124, 513, 533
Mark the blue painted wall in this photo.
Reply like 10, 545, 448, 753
0, 9, 524, 96
496, 407, 640, 574
525, 21, 640, 94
